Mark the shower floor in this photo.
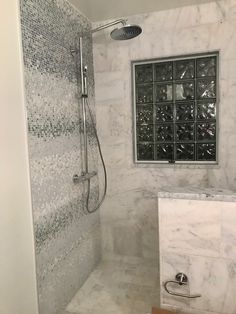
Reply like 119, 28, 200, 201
61, 257, 160, 314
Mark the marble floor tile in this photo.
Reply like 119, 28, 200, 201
63, 259, 160, 314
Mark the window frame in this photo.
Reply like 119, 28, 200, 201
132, 52, 219, 165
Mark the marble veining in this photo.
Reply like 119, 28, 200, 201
64, 257, 159, 314
159, 197, 236, 314
159, 199, 222, 258
92, 0, 236, 279
158, 187, 236, 202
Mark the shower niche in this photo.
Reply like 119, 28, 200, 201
132, 52, 218, 164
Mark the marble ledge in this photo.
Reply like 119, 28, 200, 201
158, 187, 236, 203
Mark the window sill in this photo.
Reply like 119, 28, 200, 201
133, 161, 220, 169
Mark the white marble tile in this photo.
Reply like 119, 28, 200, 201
161, 252, 191, 309
66, 259, 159, 314
221, 203, 236, 259
159, 199, 221, 257
161, 303, 221, 314
93, 3, 236, 314
189, 256, 228, 313
94, 71, 126, 103
222, 260, 236, 314
160, 253, 236, 314
159, 199, 236, 314
158, 187, 236, 202
95, 103, 129, 145
100, 188, 158, 260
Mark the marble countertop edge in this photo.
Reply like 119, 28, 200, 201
158, 187, 236, 202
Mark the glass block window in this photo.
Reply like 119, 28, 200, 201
133, 53, 218, 164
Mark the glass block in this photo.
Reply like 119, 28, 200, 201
137, 144, 154, 160
176, 123, 194, 141
155, 84, 173, 102
136, 84, 153, 104
197, 122, 216, 141
137, 124, 154, 142
197, 143, 216, 161
197, 79, 216, 99
156, 143, 174, 161
197, 57, 216, 77
156, 104, 174, 122
135, 64, 153, 83
136, 106, 153, 124
155, 62, 173, 82
176, 143, 195, 160
175, 82, 194, 100
175, 60, 195, 80
176, 102, 195, 121
156, 124, 174, 142
197, 101, 216, 120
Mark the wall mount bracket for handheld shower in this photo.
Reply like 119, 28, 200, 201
73, 171, 97, 184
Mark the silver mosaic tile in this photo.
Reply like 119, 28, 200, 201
20, 0, 100, 313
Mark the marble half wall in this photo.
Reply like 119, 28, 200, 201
20, 0, 101, 313
159, 196, 236, 314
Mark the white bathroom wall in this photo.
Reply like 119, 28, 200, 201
0, 1, 38, 313
159, 195, 236, 314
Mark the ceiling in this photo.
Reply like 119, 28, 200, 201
69, 0, 217, 22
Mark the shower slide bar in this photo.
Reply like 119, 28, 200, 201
71, 37, 107, 214
164, 273, 201, 299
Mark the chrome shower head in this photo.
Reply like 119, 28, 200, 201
110, 24, 142, 40
92, 19, 142, 41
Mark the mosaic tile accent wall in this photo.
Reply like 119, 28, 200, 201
20, 1, 101, 313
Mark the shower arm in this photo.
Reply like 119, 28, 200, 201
92, 19, 127, 33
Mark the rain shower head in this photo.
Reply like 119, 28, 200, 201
92, 19, 142, 40
110, 24, 142, 40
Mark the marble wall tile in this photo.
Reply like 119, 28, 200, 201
189, 256, 228, 313
161, 253, 191, 309
222, 260, 236, 314
159, 198, 222, 258
113, 224, 143, 257
93, 2, 236, 283
221, 204, 236, 259
93, 2, 236, 314
161, 253, 230, 314
99, 188, 158, 261
159, 197, 236, 314
94, 71, 126, 103
162, 255, 236, 314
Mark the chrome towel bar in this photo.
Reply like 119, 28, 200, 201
164, 273, 201, 299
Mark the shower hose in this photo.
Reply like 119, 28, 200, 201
83, 97, 107, 214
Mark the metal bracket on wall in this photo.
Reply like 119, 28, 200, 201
164, 273, 201, 299
73, 171, 97, 184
